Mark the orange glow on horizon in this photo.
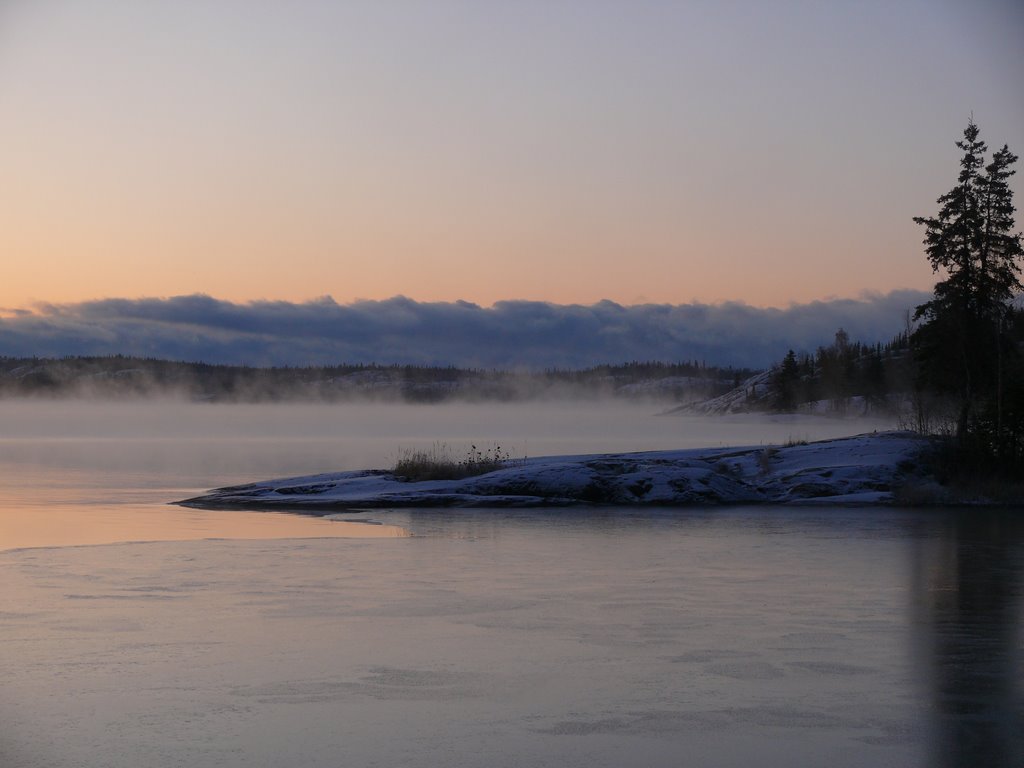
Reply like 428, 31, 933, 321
1, 1, 1016, 314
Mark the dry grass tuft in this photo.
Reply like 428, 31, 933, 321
392, 442, 514, 482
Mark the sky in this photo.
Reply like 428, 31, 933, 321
0, 1, 1022, 363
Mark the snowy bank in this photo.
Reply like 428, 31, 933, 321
178, 432, 934, 511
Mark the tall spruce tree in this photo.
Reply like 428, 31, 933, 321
912, 120, 1023, 455
772, 349, 801, 412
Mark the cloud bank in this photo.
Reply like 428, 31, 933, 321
0, 291, 929, 369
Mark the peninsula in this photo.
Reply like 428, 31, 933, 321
179, 432, 939, 511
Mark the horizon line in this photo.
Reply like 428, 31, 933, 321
2, 287, 934, 318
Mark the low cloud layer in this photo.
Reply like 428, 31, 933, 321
0, 291, 929, 369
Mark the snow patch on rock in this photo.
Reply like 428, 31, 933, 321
179, 432, 933, 511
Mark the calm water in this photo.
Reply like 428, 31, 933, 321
0, 401, 1021, 767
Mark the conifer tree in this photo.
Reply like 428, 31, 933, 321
772, 349, 801, 412
912, 120, 1023, 456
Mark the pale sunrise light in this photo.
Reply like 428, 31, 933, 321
1, 0, 1021, 310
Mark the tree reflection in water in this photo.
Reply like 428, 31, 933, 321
910, 511, 1024, 767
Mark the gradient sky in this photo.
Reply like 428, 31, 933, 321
2, 0, 1022, 311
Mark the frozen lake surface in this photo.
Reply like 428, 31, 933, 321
0, 401, 1021, 767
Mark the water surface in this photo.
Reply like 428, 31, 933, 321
0, 401, 1020, 767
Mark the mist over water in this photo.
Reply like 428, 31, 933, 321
0, 399, 893, 550
0, 400, 1021, 767
0, 398, 896, 485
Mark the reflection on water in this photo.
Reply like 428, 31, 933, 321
910, 512, 1024, 768
384, 506, 1024, 765
0, 451, 409, 552
3, 501, 1023, 766
1, 401, 1021, 767
0, 502, 407, 551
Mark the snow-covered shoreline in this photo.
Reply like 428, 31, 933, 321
178, 431, 936, 511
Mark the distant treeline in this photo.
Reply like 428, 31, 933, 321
768, 328, 914, 414
0, 356, 757, 403
763, 307, 1024, 418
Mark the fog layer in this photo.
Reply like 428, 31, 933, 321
0, 400, 896, 486
0, 291, 929, 367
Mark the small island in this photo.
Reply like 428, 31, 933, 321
179, 431, 944, 511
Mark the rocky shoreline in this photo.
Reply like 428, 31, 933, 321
178, 432, 938, 512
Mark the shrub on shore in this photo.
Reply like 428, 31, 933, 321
392, 442, 515, 481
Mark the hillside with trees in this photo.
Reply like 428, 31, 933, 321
768, 328, 914, 415
0, 356, 754, 404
